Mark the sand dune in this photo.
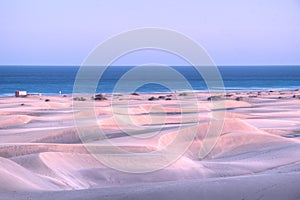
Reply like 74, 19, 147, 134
0, 115, 32, 128
0, 92, 300, 199
0, 157, 61, 192
31, 128, 81, 144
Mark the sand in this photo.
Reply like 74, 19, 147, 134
0, 90, 300, 200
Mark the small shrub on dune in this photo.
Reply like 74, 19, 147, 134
235, 97, 244, 101
178, 92, 187, 96
73, 97, 86, 101
148, 96, 157, 101
225, 94, 234, 98
94, 94, 107, 101
207, 96, 222, 101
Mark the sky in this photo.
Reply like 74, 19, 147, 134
0, 0, 300, 66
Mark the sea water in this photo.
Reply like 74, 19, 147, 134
0, 65, 300, 96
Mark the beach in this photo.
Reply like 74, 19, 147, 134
0, 90, 300, 199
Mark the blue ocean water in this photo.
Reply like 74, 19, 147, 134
0, 66, 300, 96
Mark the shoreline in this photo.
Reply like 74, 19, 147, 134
0, 88, 299, 98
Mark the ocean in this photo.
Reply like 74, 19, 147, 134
0, 66, 300, 96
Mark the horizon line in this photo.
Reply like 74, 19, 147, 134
1, 64, 300, 67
